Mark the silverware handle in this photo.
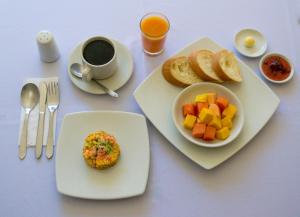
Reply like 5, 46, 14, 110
19, 112, 29, 160
46, 111, 54, 159
35, 112, 45, 159
94, 79, 119, 97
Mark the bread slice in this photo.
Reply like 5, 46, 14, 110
162, 56, 202, 87
212, 50, 242, 82
188, 50, 223, 83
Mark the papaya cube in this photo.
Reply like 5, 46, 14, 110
194, 94, 207, 103
221, 116, 233, 129
208, 115, 222, 129
198, 108, 214, 124
216, 96, 229, 111
216, 127, 230, 140
203, 126, 216, 140
222, 104, 237, 119
195, 102, 208, 116
183, 114, 197, 129
207, 93, 216, 104
192, 123, 206, 138
208, 103, 221, 117
182, 103, 195, 117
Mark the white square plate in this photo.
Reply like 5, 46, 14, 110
134, 37, 280, 170
55, 111, 150, 199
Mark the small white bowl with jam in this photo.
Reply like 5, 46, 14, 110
259, 53, 294, 83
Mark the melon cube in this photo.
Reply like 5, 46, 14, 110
192, 123, 206, 138
203, 126, 216, 140
182, 103, 195, 117
209, 103, 221, 117
216, 96, 229, 111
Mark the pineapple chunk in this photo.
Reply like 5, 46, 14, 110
194, 94, 207, 103
198, 108, 214, 124
183, 114, 197, 129
216, 127, 230, 140
222, 104, 237, 119
208, 115, 222, 129
207, 93, 217, 104
221, 116, 233, 129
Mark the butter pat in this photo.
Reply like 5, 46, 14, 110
183, 114, 197, 129
244, 36, 255, 48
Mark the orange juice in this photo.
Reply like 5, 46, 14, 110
140, 13, 170, 55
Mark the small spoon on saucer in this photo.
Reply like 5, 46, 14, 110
70, 63, 119, 97
19, 83, 40, 159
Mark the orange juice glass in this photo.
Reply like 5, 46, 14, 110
140, 12, 170, 55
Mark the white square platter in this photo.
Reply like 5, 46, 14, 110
134, 37, 280, 169
56, 111, 150, 199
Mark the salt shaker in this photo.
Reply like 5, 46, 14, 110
36, 30, 60, 63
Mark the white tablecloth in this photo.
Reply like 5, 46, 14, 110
1, 0, 299, 216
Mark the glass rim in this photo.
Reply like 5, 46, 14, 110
139, 12, 170, 38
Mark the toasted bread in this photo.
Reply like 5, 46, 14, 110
162, 56, 202, 87
188, 50, 223, 83
212, 50, 242, 82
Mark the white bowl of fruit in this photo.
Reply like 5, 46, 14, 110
172, 83, 244, 148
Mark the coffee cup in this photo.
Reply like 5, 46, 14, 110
80, 36, 117, 81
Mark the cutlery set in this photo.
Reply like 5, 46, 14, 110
19, 80, 59, 160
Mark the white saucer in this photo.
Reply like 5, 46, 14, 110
68, 40, 133, 94
234, 28, 267, 58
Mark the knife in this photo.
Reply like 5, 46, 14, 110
35, 82, 47, 159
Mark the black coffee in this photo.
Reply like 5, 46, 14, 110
83, 40, 114, 65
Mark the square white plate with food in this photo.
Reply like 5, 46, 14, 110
56, 111, 150, 199
134, 37, 279, 170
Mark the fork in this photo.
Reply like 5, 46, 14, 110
46, 81, 60, 159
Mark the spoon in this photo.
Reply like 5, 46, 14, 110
70, 63, 119, 97
19, 83, 40, 159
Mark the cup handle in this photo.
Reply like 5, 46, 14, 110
82, 65, 93, 81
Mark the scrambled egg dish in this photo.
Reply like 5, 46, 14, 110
82, 131, 120, 169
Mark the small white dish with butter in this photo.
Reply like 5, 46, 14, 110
234, 28, 267, 58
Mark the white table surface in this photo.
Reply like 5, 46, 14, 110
1, 0, 300, 216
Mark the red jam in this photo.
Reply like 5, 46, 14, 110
262, 55, 291, 81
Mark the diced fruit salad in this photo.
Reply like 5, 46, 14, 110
182, 92, 237, 141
